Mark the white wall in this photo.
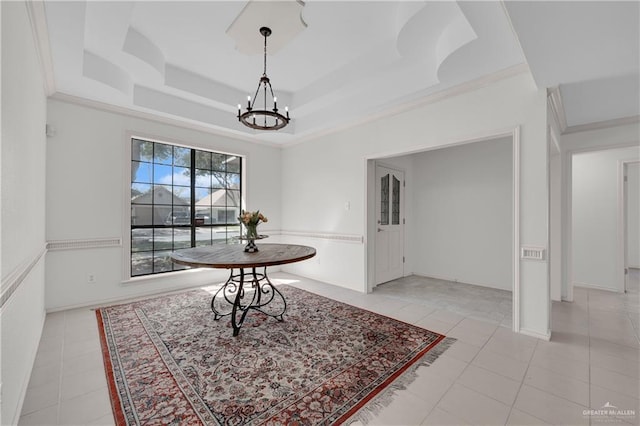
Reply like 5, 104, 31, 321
281, 71, 550, 338
411, 138, 513, 291
572, 146, 639, 291
0, 2, 48, 424
45, 99, 282, 310
627, 163, 639, 268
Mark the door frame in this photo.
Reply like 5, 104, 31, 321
364, 127, 521, 332
373, 163, 406, 286
618, 159, 640, 293
548, 128, 562, 302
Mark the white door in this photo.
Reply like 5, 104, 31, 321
375, 165, 405, 285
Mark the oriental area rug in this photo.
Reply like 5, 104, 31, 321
96, 284, 454, 425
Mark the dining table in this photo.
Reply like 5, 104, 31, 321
171, 243, 316, 336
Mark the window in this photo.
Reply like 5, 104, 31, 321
392, 176, 400, 225
130, 138, 242, 277
380, 174, 389, 225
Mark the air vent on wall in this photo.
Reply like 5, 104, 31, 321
521, 246, 546, 261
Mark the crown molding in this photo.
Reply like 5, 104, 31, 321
547, 87, 568, 134
25, 1, 56, 96
49, 92, 282, 148
547, 86, 639, 136
49, 62, 529, 149
283, 63, 530, 148
563, 114, 640, 135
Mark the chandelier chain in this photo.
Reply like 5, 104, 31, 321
263, 31, 268, 76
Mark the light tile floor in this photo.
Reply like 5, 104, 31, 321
373, 275, 513, 327
19, 270, 640, 425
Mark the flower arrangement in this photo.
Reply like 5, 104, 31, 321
238, 210, 268, 240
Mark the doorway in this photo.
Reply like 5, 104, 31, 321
621, 161, 640, 292
570, 146, 639, 294
366, 130, 520, 331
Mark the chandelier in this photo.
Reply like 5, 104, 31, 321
237, 27, 290, 131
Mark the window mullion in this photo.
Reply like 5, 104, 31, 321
190, 149, 196, 247
151, 144, 156, 273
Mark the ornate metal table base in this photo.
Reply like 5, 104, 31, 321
210, 267, 287, 336
171, 244, 315, 337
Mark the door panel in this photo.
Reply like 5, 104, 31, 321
375, 165, 405, 285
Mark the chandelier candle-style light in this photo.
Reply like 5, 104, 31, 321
237, 27, 290, 131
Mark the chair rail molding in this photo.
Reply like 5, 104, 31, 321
0, 244, 47, 309
276, 229, 364, 243
47, 237, 122, 251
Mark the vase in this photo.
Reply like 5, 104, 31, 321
244, 224, 259, 253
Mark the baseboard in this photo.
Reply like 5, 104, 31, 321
520, 327, 551, 341
46, 279, 223, 313
573, 281, 622, 293
48, 266, 284, 313
412, 272, 512, 292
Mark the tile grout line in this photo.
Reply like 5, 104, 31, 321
427, 322, 503, 424
57, 311, 67, 425
502, 333, 541, 425
398, 301, 509, 423
626, 309, 640, 344
414, 377, 460, 425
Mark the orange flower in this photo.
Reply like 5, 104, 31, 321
238, 210, 268, 225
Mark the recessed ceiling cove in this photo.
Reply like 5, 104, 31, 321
44, 1, 525, 143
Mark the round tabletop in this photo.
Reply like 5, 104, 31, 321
171, 243, 316, 269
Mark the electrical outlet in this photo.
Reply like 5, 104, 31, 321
87, 274, 96, 284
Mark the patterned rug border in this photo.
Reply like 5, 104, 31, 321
97, 309, 128, 426
335, 333, 450, 424
96, 284, 455, 425
344, 336, 456, 424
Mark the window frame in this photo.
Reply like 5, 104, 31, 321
123, 133, 246, 282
